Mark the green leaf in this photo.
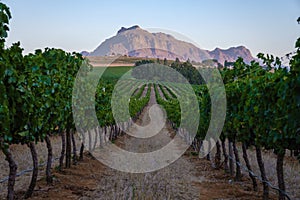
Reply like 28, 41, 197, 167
32, 65, 39, 72
254, 106, 259, 113
18, 131, 29, 137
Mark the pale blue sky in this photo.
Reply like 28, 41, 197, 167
2, 0, 300, 57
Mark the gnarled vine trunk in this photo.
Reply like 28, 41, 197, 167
79, 128, 85, 160
93, 128, 98, 150
99, 127, 103, 147
45, 135, 53, 184
242, 143, 257, 191
276, 151, 286, 200
206, 140, 211, 161
232, 139, 241, 181
24, 142, 38, 199
65, 127, 72, 168
71, 129, 78, 165
206, 152, 211, 161
88, 129, 93, 151
1, 141, 17, 200
255, 145, 269, 200
214, 140, 221, 169
80, 143, 84, 160
221, 139, 229, 173
228, 140, 234, 176
59, 131, 66, 170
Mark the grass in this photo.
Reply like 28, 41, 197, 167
88, 66, 133, 80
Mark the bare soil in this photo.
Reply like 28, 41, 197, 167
22, 151, 270, 199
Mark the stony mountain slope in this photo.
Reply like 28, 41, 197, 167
86, 25, 254, 65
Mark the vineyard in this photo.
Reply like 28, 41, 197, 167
1, 2, 300, 200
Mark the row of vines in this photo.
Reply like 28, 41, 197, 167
154, 38, 300, 200
0, 3, 152, 199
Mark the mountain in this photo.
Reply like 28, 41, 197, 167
80, 51, 90, 56
88, 25, 210, 62
208, 46, 254, 65
86, 25, 254, 65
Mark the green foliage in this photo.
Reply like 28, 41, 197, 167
0, 1, 11, 46
129, 83, 151, 118
134, 84, 147, 99
1, 43, 85, 145
154, 84, 181, 127
152, 38, 300, 161
94, 80, 115, 127
132, 60, 204, 85
191, 85, 211, 140
89, 66, 133, 80
0, 1, 86, 147
134, 59, 154, 66
170, 61, 204, 85
220, 41, 300, 157
94, 80, 151, 128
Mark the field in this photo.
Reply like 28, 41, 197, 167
86, 56, 159, 67
89, 66, 133, 80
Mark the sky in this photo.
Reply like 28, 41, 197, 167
2, 0, 300, 58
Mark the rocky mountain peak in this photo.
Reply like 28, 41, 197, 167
117, 25, 141, 34
208, 45, 253, 64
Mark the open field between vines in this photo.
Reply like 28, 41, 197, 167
88, 66, 133, 80
86, 56, 162, 68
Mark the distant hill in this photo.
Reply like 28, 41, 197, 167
208, 46, 254, 65
80, 51, 90, 56
84, 25, 255, 65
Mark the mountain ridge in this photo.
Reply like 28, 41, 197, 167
84, 25, 255, 65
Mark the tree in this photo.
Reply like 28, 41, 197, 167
156, 57, 160, 64
163, 58, 168, 66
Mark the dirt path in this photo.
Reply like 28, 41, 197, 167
140, 85, 148, 98
79, 86, 201, 199
156, 85, 166, 100
78, 86, 266, 200
161, 85, 173, 98
11, 85, 271, 199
